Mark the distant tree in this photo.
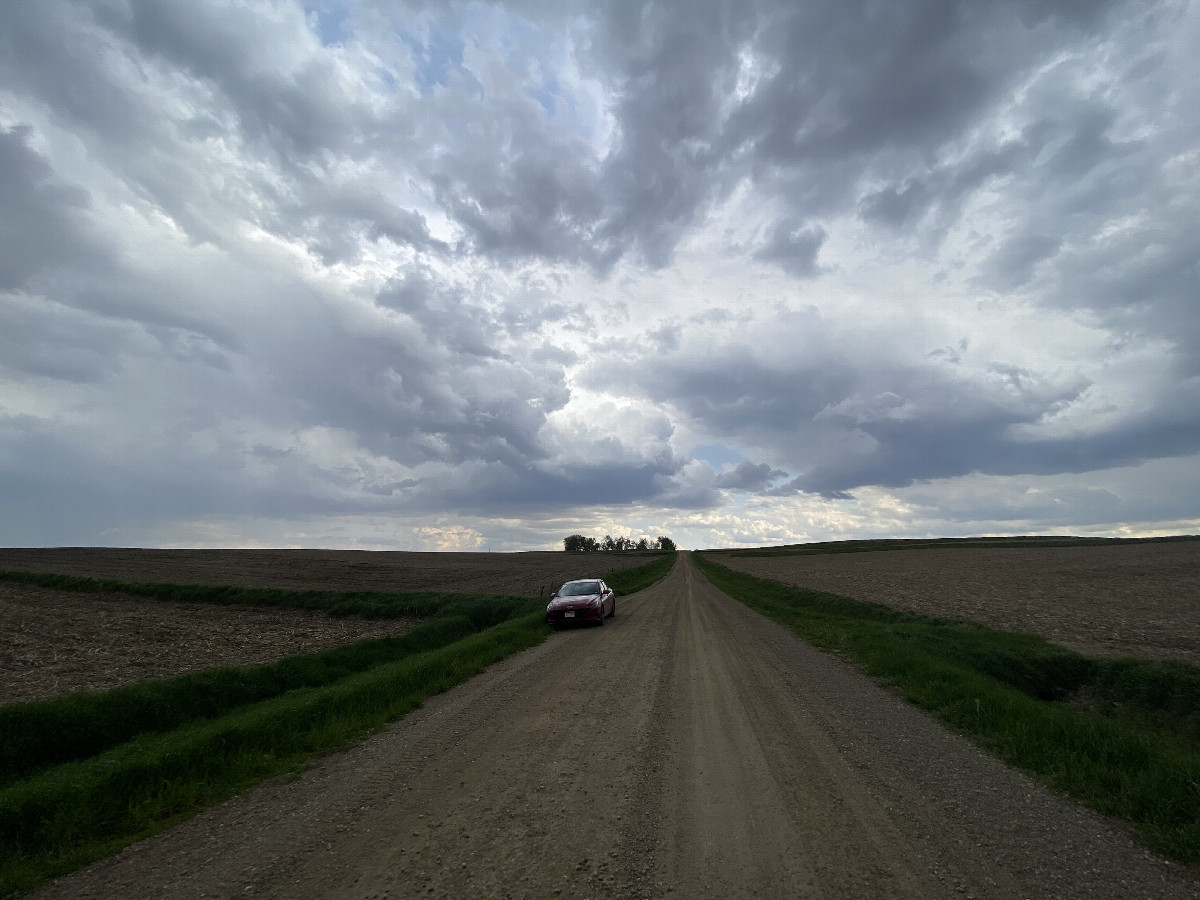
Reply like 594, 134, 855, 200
565, 533, 674, 551
564, 534, 590, 552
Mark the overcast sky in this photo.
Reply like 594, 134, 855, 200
1, 0, 1198, 550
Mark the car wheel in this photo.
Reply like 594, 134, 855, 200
610, 599, 616, 618
596, 606, 605, 626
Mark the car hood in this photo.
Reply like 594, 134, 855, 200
547, 594, 601, 610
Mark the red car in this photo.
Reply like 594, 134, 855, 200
546, 579, 616, 628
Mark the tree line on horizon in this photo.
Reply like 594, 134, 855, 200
563, 534, 676, 552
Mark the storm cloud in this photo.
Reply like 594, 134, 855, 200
1, 0, 1196, 549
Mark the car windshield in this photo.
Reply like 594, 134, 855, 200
559, 581, 601, 597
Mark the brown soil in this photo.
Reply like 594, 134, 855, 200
0, 548, 655, 706
0, 548, 654, 596
0, 583, 420, 705
29, 553, 1200, 900
712, 540, 1200, 662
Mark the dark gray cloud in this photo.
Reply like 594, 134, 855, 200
715, 461, 787, 492
583, 2, 756, 268
427, 454, 700, 515
0, 127, 97, 290
109, 0, 368, 159
754, 219, 826, 278
725, 1, 1118, 173
976, 233, 1063, 293
591, 312, 1200, 499
0, 295, 129, 384
859, 180, 929, 230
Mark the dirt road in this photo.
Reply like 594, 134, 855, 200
33, 553, 1198, 899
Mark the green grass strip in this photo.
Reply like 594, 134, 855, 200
693, 553, 1200, 864
0, 615, 485, 786
1, 592, 545, 787
0, 568, 529, 618
0, 613, 548, 899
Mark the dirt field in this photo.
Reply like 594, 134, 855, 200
0, 583, 423, 705
30, 553, 1200, 900
710, 540, 1200, 662
0, 549, 654, 706
0, 548, 653, 596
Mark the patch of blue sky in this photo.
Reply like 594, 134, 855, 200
372, 65, 397, 92
304, 0, 351, 47
693, 443, 746, 470
458, 3, 563, 116
401, 22, 466, 96
531, 85, 557, 115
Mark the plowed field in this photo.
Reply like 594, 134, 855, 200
710, 539, 1200, 662
0, 548, 653, 596
0, 549, 656, 705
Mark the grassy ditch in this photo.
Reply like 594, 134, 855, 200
693, 553, 1200, 864
0, 615, 547, 898
0, 614, 499, 786
0, 553, 676, 897
0, 556, 677, 787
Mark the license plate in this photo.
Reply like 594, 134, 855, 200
563, 611, 575, 618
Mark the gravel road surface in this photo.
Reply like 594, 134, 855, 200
32, 553, 1198, 899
